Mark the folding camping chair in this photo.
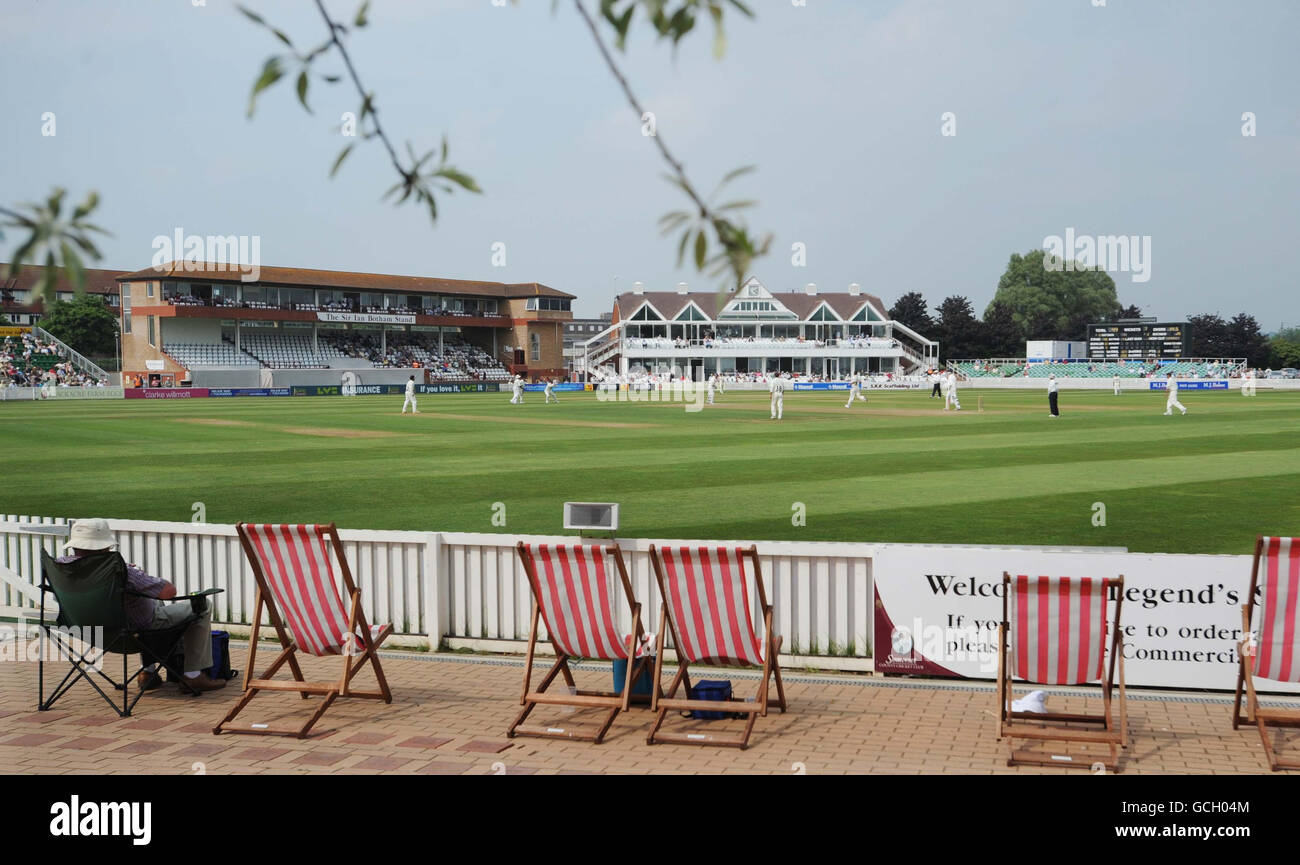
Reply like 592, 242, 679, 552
38, 549, 223, 717
509, 542, 653, 743
1232, 536, 1300, 770
997, 572, 1127, 771
646, 544, 787, 749
213, 523, 392, 738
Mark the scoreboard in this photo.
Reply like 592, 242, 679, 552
1087, 322, 1185, 359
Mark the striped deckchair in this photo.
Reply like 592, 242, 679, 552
214, 523, 393, 738
509, 542, 652, 743
646, 544, 786, 749
997, 572, 1127, 771
1233, 536, 1300, 770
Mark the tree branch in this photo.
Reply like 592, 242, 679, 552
311, 0, 407, 183
573, 0, 710, 218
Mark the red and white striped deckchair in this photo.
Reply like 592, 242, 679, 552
1233, 536, 1300, 770
214, 523, 393, 738
646, 544, 786, 749
997, 572, 1127, 771
510, 542, 652, 743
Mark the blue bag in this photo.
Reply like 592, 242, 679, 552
687, 679, 736, 720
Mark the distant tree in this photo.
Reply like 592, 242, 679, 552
1227, 313, 1269, 367
981, 299, 1024, 358
1185, 313, 1229, 358
38, 294, 117, 357
1117, 303, 1143, 319
935, 295, 982, 360
990, 250, 1120, 340
1269, 337, 1300, 369
0, 314, 11, 326
1023, 307, 1059, 341
888, 291, 934, 335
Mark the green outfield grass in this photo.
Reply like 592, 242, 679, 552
1, 386, 1297, 554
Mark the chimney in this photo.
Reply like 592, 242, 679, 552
848, 283, 861, 296
632, 281, 644, 295
804, 283, 817, 296
676, 282, 688, 295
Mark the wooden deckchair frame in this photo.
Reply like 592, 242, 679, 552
997, 572, 1128, 771
646, 544, 787, 749
509, 541, 653, 744
214, 523, 392, 739
1232, 535, 1300, 771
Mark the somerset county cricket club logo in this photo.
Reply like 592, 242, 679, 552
888, 626, 915, 663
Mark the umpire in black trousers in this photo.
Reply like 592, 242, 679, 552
1047, 374, 1060, 417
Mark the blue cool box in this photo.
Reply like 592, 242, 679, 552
611, 658, 654, 696
688, 679, 734, 720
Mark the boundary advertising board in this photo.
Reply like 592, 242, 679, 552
872, 544, 1300, 692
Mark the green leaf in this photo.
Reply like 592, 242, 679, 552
330, 143, 355, 178
694, 229, 707, 270
434, 167, 481, 194
59, 242, 86, 294
296, 69, 311, 113
235, 5, 266, 27
355, 1, 370, 27
71, 190, 99, 221
247, 56, 285, 118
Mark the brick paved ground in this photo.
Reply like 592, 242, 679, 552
1, 644, 1295, 774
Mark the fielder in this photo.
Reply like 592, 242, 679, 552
544, 379, 559, 404
1243, 369, 1257, 397
510, 375, 525, 404
402, 375, 419, 414
1112, 373, 1121, 395
844, 373, 867, 408
944, 371, 961, 411
706, 374, 716, 405
1163, 374, 1187, 416
769, 374, 786, 420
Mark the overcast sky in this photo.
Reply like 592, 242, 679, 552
2, 0, 1297, 328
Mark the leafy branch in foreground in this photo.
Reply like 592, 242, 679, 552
238, 0, 767, 288
579, 0, 770, 289
0, 188, 110, 301
239, 0, 480, 224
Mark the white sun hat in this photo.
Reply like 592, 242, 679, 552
64, 518, 116, 552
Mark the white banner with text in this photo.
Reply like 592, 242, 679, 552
872, 545, 1300, 692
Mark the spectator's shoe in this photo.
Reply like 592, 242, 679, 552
135, 669, 164, 691
179, 672, 227, 692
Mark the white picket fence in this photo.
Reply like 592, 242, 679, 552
0, 517, 876, 668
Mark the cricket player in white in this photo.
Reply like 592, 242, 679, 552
1112, 374, 1121, 395
402, 375, 419, 414
1243, 369, 1256, 396
1163, 374, 1187, 415
944, 371, 961, 411
706, 374, 715, 405
544, 379, 558, 403
844, 374, 867, 408
510, 375, 525, 404
769, 375, 786, 420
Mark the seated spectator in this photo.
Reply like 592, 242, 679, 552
57, 519, 226, 692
